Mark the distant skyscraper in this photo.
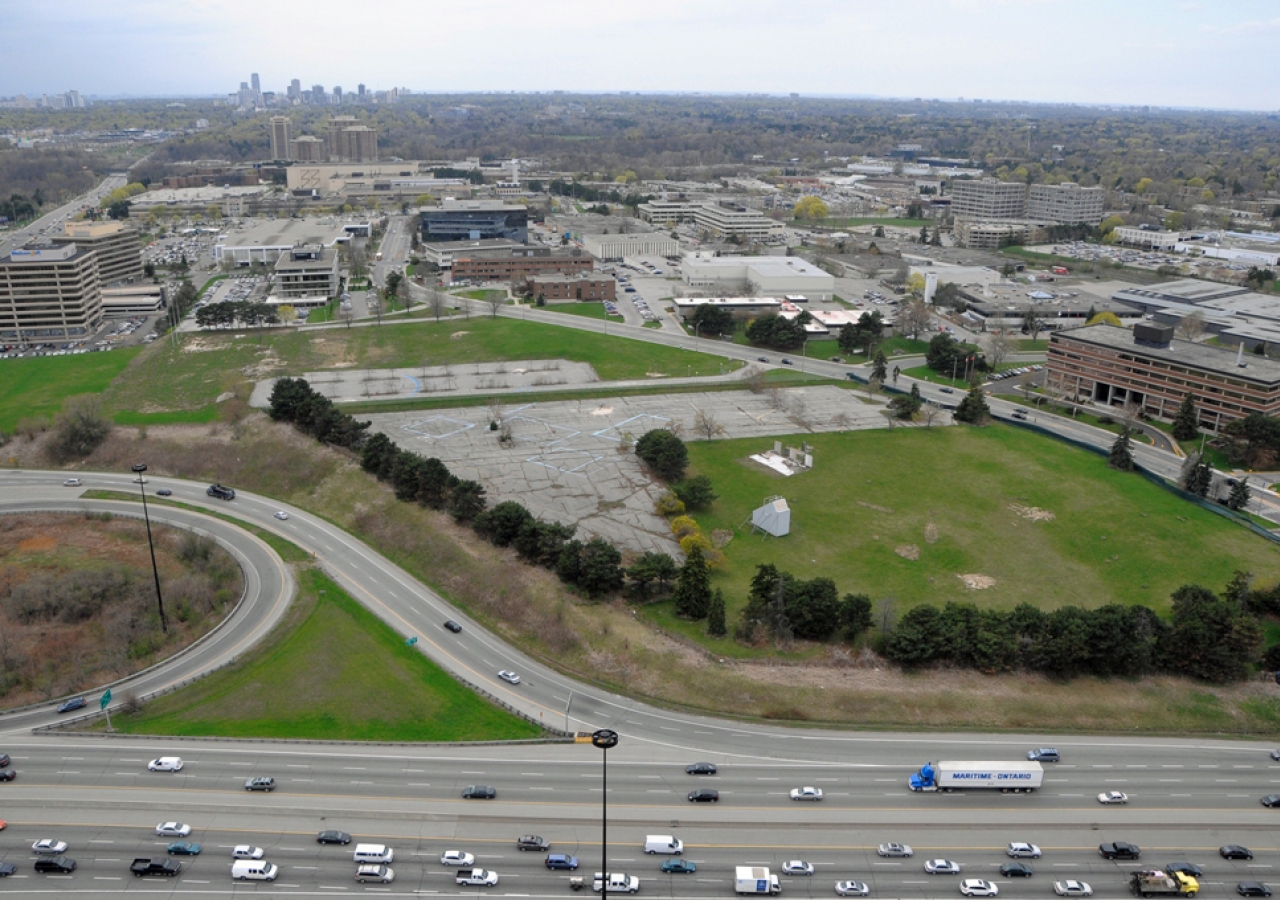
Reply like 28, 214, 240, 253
358, 83, 366, 100
270, 116, 293, 161
251, 73, 260, 94
312, 84, 326, 105
333, 86, 343, 105
288, 79, 301, 102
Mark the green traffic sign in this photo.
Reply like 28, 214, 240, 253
100, 688, 112, 710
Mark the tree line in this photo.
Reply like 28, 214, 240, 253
194, 300, 281, 329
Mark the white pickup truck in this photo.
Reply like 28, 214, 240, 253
455, 869, 499, 887
593, 873, 640, 893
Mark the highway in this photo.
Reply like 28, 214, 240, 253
0, 172, 129, 258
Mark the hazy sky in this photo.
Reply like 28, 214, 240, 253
5, 0, 1280, 110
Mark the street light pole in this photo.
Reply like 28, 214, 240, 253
592, 729, 619, 897
132, 463, 168, 634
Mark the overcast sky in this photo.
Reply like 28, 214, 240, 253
5, 0, 1279, 110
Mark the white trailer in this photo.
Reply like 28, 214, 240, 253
909, 760, 1044, 792
735, 866, 781, 895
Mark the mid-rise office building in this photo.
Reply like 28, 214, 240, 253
581, 233, 681, 260
0, 244, 104, 340
525, 274, 616, 301
273, 245, 340, 300
1046, 322, 1280, 431
51, 221, 143, 286
451, 251, 592, 283
949, 180, 1028, 220
269, 116, 293, 161
421, 200, 528, 242
692, 201, 785, 241
1027, 182, 1104, 226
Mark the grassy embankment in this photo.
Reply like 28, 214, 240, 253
0, 350, 141, 434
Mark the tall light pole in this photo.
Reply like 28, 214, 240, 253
132, 463, 167, 634
593, 729, 619, 896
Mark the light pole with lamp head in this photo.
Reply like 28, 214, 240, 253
132, 463, 168, 634
592, 729, 619, 896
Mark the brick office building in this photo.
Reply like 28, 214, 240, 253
1046, 323, 1280, 432
524, 274, 616, 301
450, 252, 593, 283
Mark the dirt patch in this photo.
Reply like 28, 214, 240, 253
645, 372, 669, 378
1010, 504, 1056, 522
924, 523, 939, 543
180, 338, 222, 354
856, 501, 893, 513
17, 535, 57, 552
957, 573, 996, 589
451, 331, 471, 339
894, 544, 919, 560
711, 529, 734, 549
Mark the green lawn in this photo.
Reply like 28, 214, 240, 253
845, 336, 932, 362
0, 349, 141, 433
902, 364, 975, 388
540, 301, 620, 321
107, 568, 543, 741
673, 427, 1280, 632
103, 316, 743, 422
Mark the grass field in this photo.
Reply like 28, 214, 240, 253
672, 426, 1280, 635
107, 568, 543, 741
0, 349, 141, 433
540, 302, 620, 321
102, 317, 743, 422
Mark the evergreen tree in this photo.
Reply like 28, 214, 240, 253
871, 350, 888, 383
1172, 393, 1200, 441
1180, 451, 1211, 496
1108, 427, 1134, 471
1227, 478, 1252, 511
707, 589, 727, 636
672, 545, 712, 620
953, 384, 990, 425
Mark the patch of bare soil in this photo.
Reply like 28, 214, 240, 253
450, 331, 471, 339
924, 522, 939, 543
856, 501, 893, 513
1010, 504, 1056, 522
711, 529, 734, 549
645, 372, 669, 378
894, 544, 919, 560
957, 573, 996, 589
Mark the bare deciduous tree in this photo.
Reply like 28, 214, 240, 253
921, 402, 943, 427
830, 412, 853, 431
339, 307, 354, 329
485, 292, 505, 318
897, 300, 932, 339
743, 366, 766, 394
692, 408, 727, 441
428, 289, 447, 321
1176, 311, 1206, 342
988, 332, 1014, 368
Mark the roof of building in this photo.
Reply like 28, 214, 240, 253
423, 238, 526, 252
1052, 323, 1280, 382
1114, 278, 1249, 304
525, 273, 611, 284
218, 219, 349, 249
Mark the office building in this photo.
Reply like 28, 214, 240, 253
581, 233, 680, 261
420, 238, 528, 270
525, 274, 616, 301
450, 251, 592, 284
953, 219, 1038, 250
292, 135, 325, 162
421, 200, 528, 242
1027, 182, 1104, 226
273, 245, 340, 300
681, 253, 835, 301
950, 180, 1027, 220
51, 221, 143, 286
212, 219, 350, 267
0, 244, 103, 340
288, 79, 301, 102
269, 116, 293, 161
638, 199, 700, 224
671, 296, 783, 321
1046, 323, 1280, 431
312, 84, 326, 105
691, 201, 785, 241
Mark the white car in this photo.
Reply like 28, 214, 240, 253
960, 879, 999, 897
790, 786, 824, 801
783, 861, 815, 876
31, 839, 68, 854
148, 757, 184, 772
877, 843, 913, 858
440, 850, 475, 866
1097, 791, 1129, 804
63, 478, 82, 487
835, 882, 870, 896
274, 511, 289, 520
156, 822, 192, 837
925, 860, 962, 874
1055, 881, 1094, 897
498, 670, 521, 685
233, 846, 264, 860
1006, 842, 1041, 858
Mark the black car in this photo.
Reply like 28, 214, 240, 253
1000, 863, 1033, 878
781, 358, 794, 366
518, 835, 550, 852
940, 386, 955, 394
1263, 795, 1280, 808
757, 356, 769, 363
687, 789, 719, 802
686, 762, 717, 775
1100, 842, 1141, 860
245, 776, 276, 792
1012, 410, 1028, 420
1167, 863, 1204, 879
156, 489, 173, 497
463, 785, 496, 799
34, 857, 76, 874
0, 769, 15, 781
317, 831, 352, 845
56, 698, 86, 713
0, 862, 15, 877
1223, 846, 1255, 861
444, 620, 463, 633
1239, 884, 1273, 897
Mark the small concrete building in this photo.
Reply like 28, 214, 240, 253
581, 232, 681, 261
525, 274, 616, 302
681, 253, 835, 301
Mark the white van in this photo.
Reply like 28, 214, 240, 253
353, 844, 394, 864
231, 860, 278, 881
644, 835, 684, 855
147, 756, 183, 772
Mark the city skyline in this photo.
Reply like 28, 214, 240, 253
3, 0, 1280, 111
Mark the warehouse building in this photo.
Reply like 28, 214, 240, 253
581, 232, 681, 261
681, 253, 835, 301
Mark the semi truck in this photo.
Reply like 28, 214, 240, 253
908, 760, 1044, 792
735, 866, 782, 895
455, 869, 499, 887
1129, 870, 1199, 897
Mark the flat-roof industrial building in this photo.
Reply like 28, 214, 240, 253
681, 253, 835, 301
212, 219, 351, 266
